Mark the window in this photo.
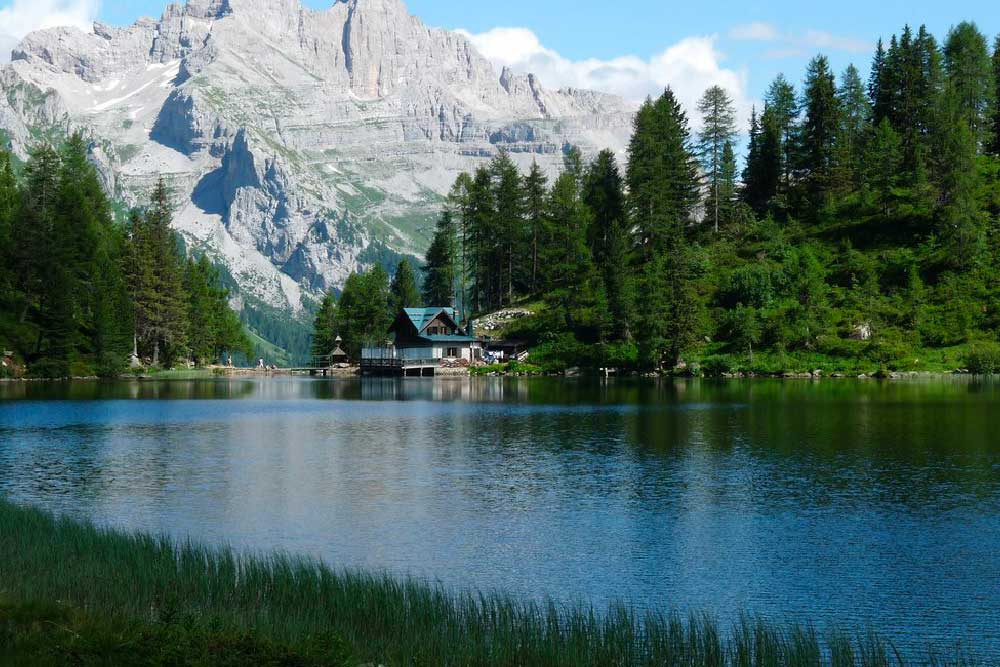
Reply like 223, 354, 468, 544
447, 347, 459, 358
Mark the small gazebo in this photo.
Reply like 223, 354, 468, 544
330, 336, 349, 365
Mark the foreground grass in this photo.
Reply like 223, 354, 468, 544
0, 500, 979, 666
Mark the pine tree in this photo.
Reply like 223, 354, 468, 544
490, 151, 525, 305
626, 89, 700, 255
764, 75, 799, 189
391, 258, 422, 311
718, 141, 738, 225
463, 167, 495, 314
943, 22, 995, 148
0, 151, 18, 304
422, 211, 458, 307
833, 65, 872, 191
863, 119, 903, 216
583, 150, 633, 339
934, 92, 987, 269
311, 291, 338, 358
522, 161, 549, 294
697, 86, 738, 232
126, 178, 189, 367
334, 268, 393, 357
990, 36, 1000, 156
542, 171, 608, 342
582, 149, 627, 267
799, 55, 841, 212
870, 38, 890, 123
742, 106, 782, 214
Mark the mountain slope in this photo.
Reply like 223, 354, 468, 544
0, 0, 634, 315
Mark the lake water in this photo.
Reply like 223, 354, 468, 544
1, 377, 998, 658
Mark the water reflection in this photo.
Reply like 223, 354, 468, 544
0, 376, 998, 658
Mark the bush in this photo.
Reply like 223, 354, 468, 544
701, 356, 734, 377
963, 343, 1000, 374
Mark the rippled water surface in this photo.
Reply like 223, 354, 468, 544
1, 377, 998, 658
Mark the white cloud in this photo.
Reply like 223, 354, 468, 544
801, 30, 871, 54
729, 21, 871, 56
729, 22, 779, 42
0, 0, 99, 62
456, 26, 752, 129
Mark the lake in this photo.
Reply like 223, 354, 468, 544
1, 377, 998, 659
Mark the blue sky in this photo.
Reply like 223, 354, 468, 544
4, 0, 998, 126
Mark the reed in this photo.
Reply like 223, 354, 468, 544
0, 499, 978, 666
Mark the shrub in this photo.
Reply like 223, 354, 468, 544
701, 356, 734, 377
963, 343, 1000, 374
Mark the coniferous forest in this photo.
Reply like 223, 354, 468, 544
0, 134, 250, 378
411, 22, 1000, 374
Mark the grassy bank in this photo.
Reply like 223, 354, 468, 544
0, 500, 979, 666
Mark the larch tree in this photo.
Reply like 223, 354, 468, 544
697, 85, 738, 232
943, 22, 995, 148
522, 161, 549, 294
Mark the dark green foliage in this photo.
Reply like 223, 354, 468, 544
943, 22, 995, 146
126, 179, 190, 367
799, 55, 840, 211
0, 140, 249, 376
990, 36, 1000, 156
963, 343, 1000, 373
390, 258, 422, 312
328, 267, 392, 359
184, 255, 251, 366
742, 107, 782, 215
310, 292, 338, 359
422, 211, 458, 307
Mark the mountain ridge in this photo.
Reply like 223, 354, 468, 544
0, 0, 634, 318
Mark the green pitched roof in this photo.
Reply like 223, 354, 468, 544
402, 307, 459, 334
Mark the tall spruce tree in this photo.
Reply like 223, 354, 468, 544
583, 149, 627, 267
697, 86, 738, 232
799, 55, 841, 212
311, 291, 338, 358
523, 161, 549, 294
626, 89, 703, 366
991, 36, 1000, 156
833, 65, 872, 191
742, 106, 782, 214
0, 151, 18, 304
764, 75, 799, 189
390, 258, 422, 312
422, 211, 458, 308
626, 89, 700, 254
126, 178, 189, 367
490, 151, 525, 305
583, 150, 633, 339
934, 92, 987, 268
542, 171, 608, 342
943, 22, 995, 148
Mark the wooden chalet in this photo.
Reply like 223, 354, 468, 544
361, 308, 481, 375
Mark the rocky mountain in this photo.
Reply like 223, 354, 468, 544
0, 0, 633, 325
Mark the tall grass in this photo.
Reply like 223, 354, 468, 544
0, 499, 979, 666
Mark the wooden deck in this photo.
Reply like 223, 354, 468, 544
360, 357, 441, 377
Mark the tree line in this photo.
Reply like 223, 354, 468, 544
0, 135, 250, 377
311, 258, 422, 361
418, 21, 1000, 371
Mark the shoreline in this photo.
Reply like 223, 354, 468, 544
0, 369, 983, 383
